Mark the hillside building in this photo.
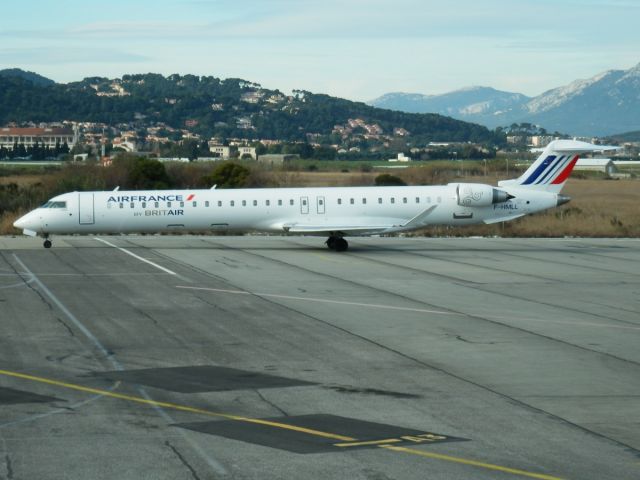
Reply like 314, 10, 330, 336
208, 143, 231, 159
0, 127, 77, 150
238, 146, 257, 159
389, 153, 411, 162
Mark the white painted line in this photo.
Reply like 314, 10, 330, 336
12, 254, 226, 475
94, 237, 176, 275
176, 285, 640, 331
175, 285, 458, 316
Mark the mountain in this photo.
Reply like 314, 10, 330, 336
0, 72, 503, 145
606, 129, 640, 142
369, 62, 640, 136
372, 87, 531, 128
0, 68, 55, 87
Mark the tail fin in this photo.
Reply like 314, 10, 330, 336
499, 140, 619, 193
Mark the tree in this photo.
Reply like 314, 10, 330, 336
128, 157, 171, 189
202, 162, 250, 188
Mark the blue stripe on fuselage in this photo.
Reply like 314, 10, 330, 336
522, 155, 556, 185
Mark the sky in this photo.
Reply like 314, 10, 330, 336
1, 0, 639, 101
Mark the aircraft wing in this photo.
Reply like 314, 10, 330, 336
483, 213, 525, 224
281, 206, 438, 235
282, 224, 392, 235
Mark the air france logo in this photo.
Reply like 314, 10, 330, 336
107, 193, 196, 217
107, 194, 185, 203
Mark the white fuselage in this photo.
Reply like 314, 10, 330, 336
14, 184, 559, 237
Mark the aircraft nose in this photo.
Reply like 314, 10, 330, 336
13, 214, 29, 229
13, 212, 38, 233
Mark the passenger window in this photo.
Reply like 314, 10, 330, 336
130, 202, 135, 208
192, 201, 197, 207
278, 199, 282, 206
403, 197, 407, 204
242, 200, 246, 206
362, 198, 366, 204
154, 202, 159, 208
266, 200, 270, 206
289, 199, 294, 206
119, 203, 124, 209
230, 200, 235, 207
218, 201, 222, 207
167, 201, 172, 208
378, 198, 382, 204
391, 198, 395, 204
180, 201, 184, 208
205, 201, 210, 207
253, 200, 257, 206
415, 197, 420, 203
338, 198, 342, 205
350, 198, 354, 205
142, 202, 146, 208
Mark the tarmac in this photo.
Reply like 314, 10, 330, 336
0, 234, 638, 480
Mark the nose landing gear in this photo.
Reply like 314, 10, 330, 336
326, 235, 348, 252
43, 235, 52, 249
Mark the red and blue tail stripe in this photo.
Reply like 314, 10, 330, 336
521, 155, 579, 186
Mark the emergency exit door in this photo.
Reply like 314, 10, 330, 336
300, 196, 309, 214
78, 192, 95, 225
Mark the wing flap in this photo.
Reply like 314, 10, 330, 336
283, 224, 392, 234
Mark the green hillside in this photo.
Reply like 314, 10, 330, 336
0, 71, 504, 146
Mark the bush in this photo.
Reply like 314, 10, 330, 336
374, 173, 406, 186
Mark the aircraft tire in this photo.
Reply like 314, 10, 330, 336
335, 238, 348, 252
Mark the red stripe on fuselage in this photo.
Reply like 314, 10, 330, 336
551, 155, 579, 184
186, 194, 195, 201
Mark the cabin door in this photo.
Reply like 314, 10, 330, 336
316, 196, 325, 214
300, 196, 309, 214
78, 192, 95, 225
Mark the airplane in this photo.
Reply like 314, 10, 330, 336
13, 140, 617, 251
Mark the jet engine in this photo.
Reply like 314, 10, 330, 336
454, 183, 513, 207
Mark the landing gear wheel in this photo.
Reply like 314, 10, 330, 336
43, 239, 52, 249
326, 236, 348, 252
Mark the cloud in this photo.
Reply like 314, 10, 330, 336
0, 47, 150, 65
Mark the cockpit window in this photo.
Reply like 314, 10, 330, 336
41, 201, 67, 208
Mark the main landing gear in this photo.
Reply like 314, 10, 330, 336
43, 234, 52, 249
326, 235, 348, 252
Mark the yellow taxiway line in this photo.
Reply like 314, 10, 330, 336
0, 368, 564, 479
381, 445, 564, 480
